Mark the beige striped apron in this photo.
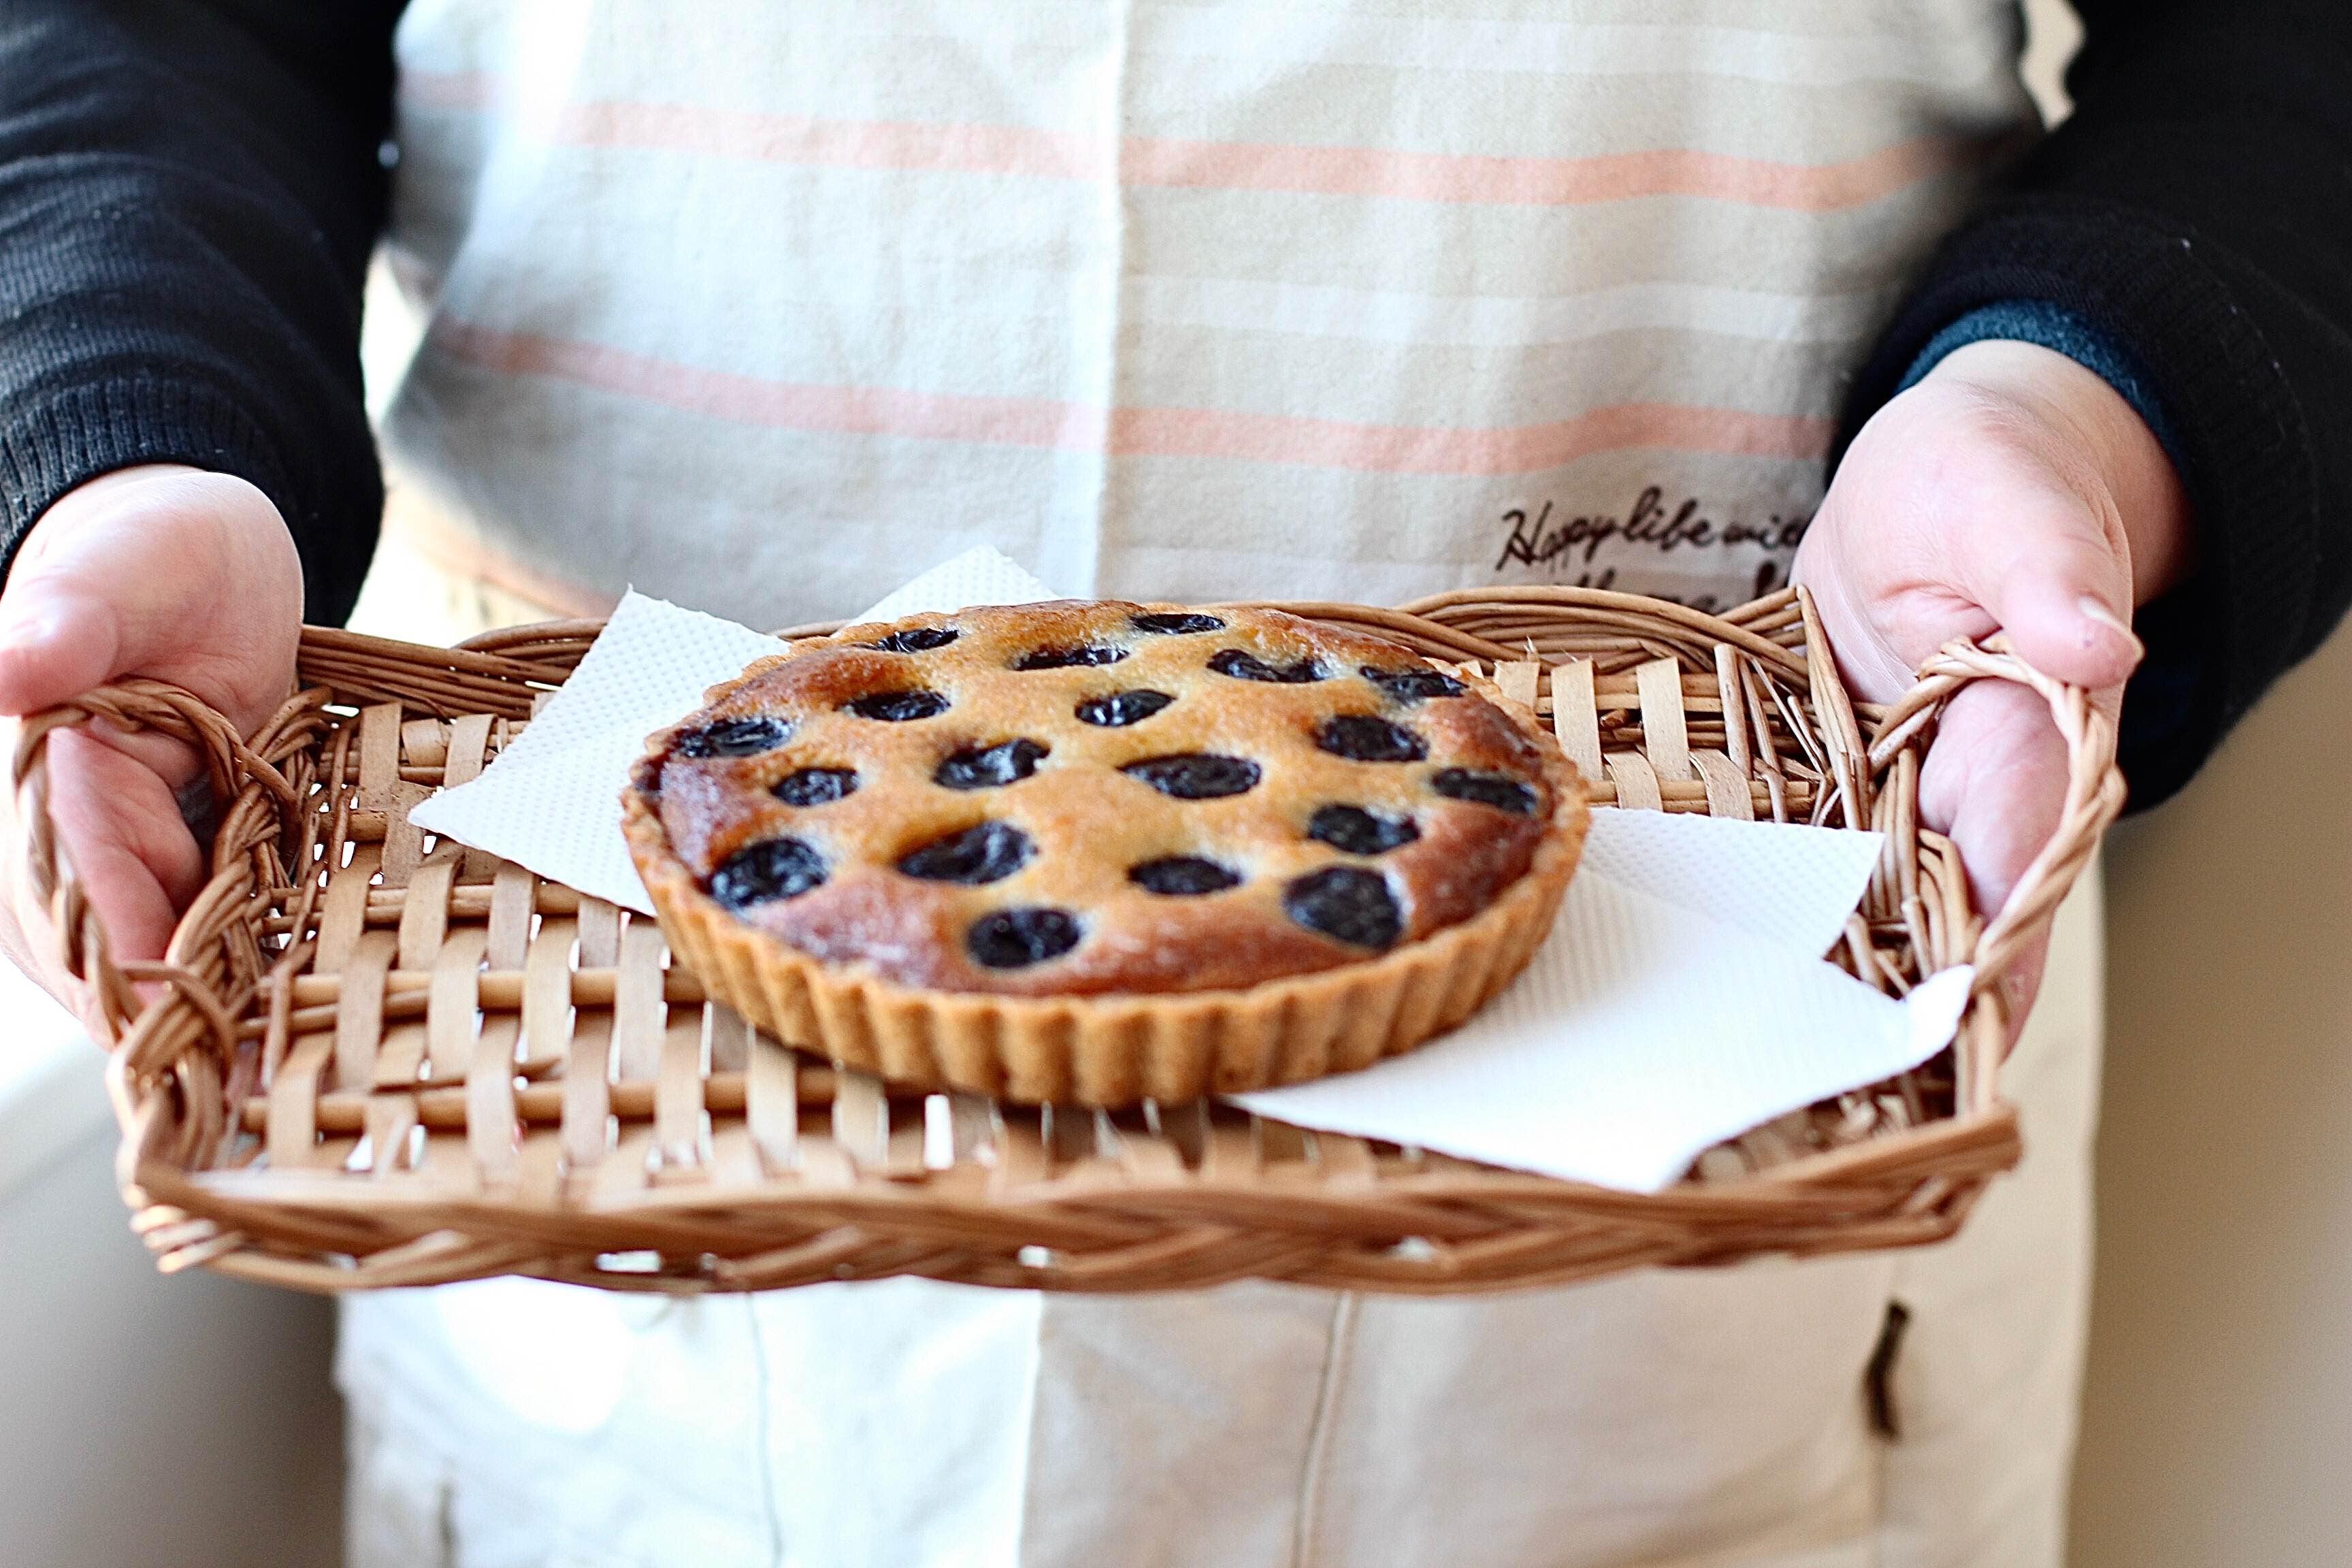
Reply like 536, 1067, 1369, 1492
340, 5, 2099, 1563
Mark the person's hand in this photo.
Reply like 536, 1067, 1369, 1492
1794, 339, 2191, 1024
0, 465, 302, 1032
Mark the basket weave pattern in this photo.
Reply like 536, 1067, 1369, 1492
15, 587, 2120, 1294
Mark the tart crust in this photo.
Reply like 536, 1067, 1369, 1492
622, 600, 1587, 1105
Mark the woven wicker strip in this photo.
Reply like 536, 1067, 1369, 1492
16, 587, 2119, 1295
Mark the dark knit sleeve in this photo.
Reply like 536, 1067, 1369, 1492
1837, 0, 2352, 810
0, 0, 405, 627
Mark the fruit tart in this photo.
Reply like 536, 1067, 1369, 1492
621, 599, 1586, 1105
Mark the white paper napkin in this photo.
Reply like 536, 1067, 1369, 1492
1234, 867, 1970, 1191
412, 545, 1970, 1192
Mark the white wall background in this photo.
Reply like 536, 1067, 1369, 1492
2073, 616, 2352, 1561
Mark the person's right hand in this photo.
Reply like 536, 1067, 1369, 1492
0, 465, 303, 1034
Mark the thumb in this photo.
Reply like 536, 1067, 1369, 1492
0, 523, 190, 803
0, 581, 125, 719
1955, 483, 2142, 694
0, 465, 300, 734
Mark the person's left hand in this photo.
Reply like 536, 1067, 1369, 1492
1794, 338, 2191, 1028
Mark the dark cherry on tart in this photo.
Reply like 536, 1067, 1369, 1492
625, 600, 1583, 999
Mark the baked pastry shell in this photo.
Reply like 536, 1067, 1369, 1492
621, 648, 1588, 1107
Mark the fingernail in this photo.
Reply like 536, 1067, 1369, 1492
0, 608, 59, 651
2076, 595, 2142, 657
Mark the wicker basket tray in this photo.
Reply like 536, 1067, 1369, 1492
16, 586, 2119, 1295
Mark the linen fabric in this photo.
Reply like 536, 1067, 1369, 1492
369, 0, 2034, 627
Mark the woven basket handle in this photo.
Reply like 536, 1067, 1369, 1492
1870, 636, 2129, 1000
10, 679, 276, 1046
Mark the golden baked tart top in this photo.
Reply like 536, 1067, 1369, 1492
625, 600, 1582, 998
